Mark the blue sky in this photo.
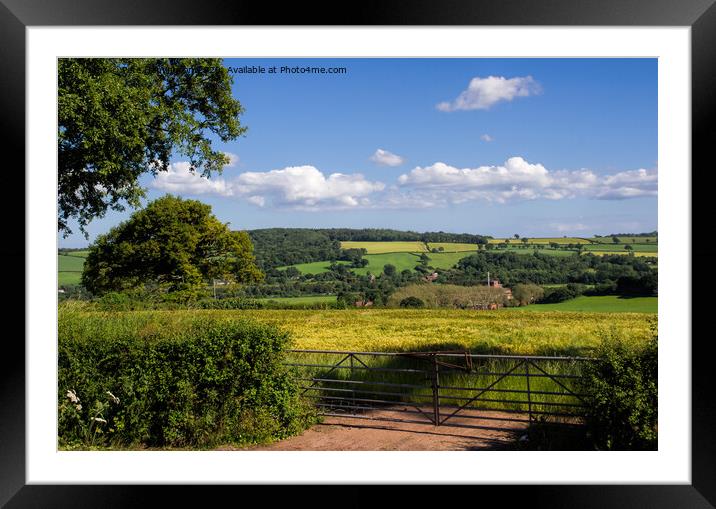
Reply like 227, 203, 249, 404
59, 58, 657, 247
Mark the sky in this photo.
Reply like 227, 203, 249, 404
59, 58, 658, 248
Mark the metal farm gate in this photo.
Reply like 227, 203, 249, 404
285, 349, 594, 432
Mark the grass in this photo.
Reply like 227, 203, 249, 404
279, 245, 657, 276
59, 271, 83, 286
277, 260, 349, 274
59, 254, 86, 272
488, 237, 593, 244
492, 247, 578, 257
591, 236, 658, 244
340, 241, 428, 254
588, 251, 657, 258
583, 243, 658, 253
351, 253, 423, 274
426, 242, 479, 252
288, 350, 586, 419
59, 250, 90, 257
282, 252, 476, 275
257, 295, 337, 304
515, 295, 657, 313
59, 254, 86, 286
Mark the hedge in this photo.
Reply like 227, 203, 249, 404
58, 309, 316, 449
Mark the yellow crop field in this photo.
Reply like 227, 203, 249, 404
340, 241, 428, 254
63, 307, 655, 357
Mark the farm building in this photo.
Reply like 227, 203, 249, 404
424, 272, 439, 282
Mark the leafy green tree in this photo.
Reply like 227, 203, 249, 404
512, 283, 544, 306
383, 264, 397, 277
612, 236, 620, 244
81, 195, 263, 294
59, 58, 246, 236
399, 296, 425, 308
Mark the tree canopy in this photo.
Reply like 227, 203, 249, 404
58, 58, 246, 236
81, 195, 263, 294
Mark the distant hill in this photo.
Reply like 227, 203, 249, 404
245, 228, 492, 269
598, 231, 657, 238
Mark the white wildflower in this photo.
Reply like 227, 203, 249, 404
106, 391, 120, 404
66, 389, 80, 404
75, 404, 82, 411
93, 417, 107, 424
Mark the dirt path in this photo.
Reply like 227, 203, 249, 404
231, 408, 529, 451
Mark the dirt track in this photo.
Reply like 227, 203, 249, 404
235, 407, 529, 451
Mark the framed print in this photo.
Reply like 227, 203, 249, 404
3, 0, 714, 505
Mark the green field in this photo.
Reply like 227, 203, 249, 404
488, 237, 592, 244
61, 249, 90, 257
583, 243, 658, 253
515, 295, 657, 313
277, 259, 350, 274
340, 241, 428, 254
58, 253, 87, 286
281, 242, 659, 275
257, 295, 337, 304
350, 252, 423, 274
589, 251, 658, 258
58, 271, 82, 286
426, 242, 479, 252
592, 236, 658, 244
283, 251, 479, 275
495, 247, 578, 257
59, 254, 86, 271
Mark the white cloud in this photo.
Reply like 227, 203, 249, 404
396, 157, 657, 205
595, 169, 658, 199
480, 134, 494, 142
550, 222, 590, 233
153, 157, 656, 210
223, 152, 239, 167
369, 148, 405, 167
233, 165, 385, 209
152, 161, 234, 197
437, 75, 541, 112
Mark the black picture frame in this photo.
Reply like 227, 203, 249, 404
2, 0, 713, 505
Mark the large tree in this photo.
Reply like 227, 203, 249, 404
81, 195, 263, 294
58, 58, 246, 236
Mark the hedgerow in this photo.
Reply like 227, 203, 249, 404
58, 309, 316, 449
578, 327, 658, 450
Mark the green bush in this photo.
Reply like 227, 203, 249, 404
58, 311, 316, 449
399, 296, 425, 308
578, 329, 657, 450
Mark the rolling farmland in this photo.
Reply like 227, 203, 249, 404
340, 241, 428, 254
281, 251, 481, 275
426, 242, 479, 252
488, 237, 592, 244
58, 252, 88, 286
591, 236, 658, 244
582, 243, 658, 252
279, 238, 658, 275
